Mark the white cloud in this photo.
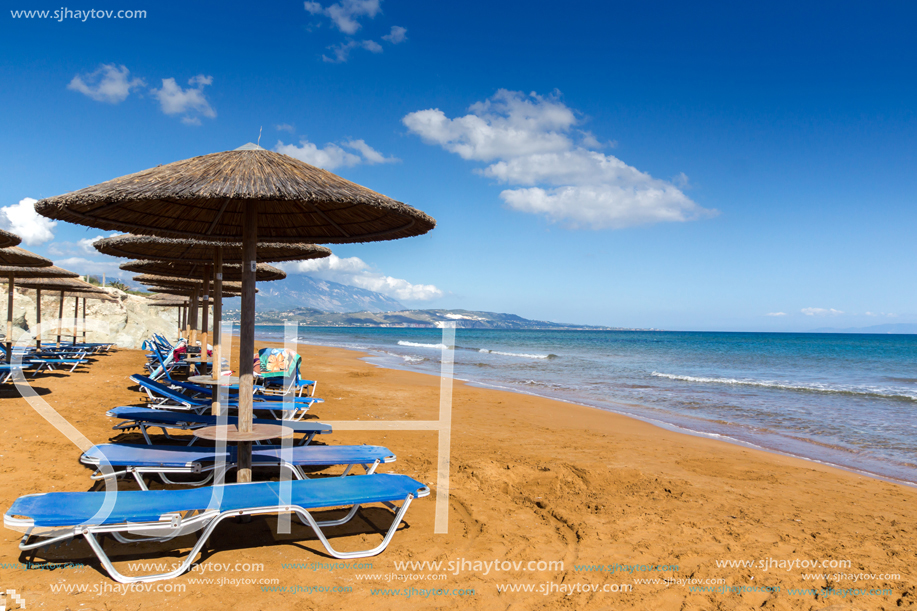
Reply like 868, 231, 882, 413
305, 0, 381, 34
866, 311, 898, 318
290, 254, 442, 301
274, 137, 398, 170
77, 235, 108, 255
403, 89, 716, 229
343, 139, 399, 164
0, 198, 56, 245
53, 256, 127, 278
46, 233, 119, 258
801, 307, 844, 316
150, 75, 216, 124
500, 185, 701, 230
404, 90, 576, 162
766, 312, 787, 317
67, 64, 144, 103
322, 39, 384, 63
382, 25, 407, 43
274, 140, 360, 170
276, 123, 295, 133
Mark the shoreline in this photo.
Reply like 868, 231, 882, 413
263, 332, 917, 490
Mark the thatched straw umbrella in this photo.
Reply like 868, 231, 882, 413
0, 246, 52, 267
0, 229, 21, 249
0, 247, 55, 355
126, 262, 285, 350
0, 264, 77, 358
95, 235, 330, 264
147, 288, 241, 341
134, 275, 245, 346
147, 286, 241, 297
147, 296, 190, 341
95, 235, 330, 414
142, 281, 244, 343
122, 261, 287, 281
14, 277, 108, 348
35, 143, 435, 482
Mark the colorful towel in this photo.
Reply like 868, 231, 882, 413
257, 348, 301, 379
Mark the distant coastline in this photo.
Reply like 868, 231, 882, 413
223, 307, 660, 331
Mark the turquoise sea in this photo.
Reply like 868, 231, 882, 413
252, 326, 917, 485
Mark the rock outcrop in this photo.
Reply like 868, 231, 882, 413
0, 287, 183, 349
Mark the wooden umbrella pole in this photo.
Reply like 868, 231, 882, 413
72, 295, 78, 345
201, 266, 210, 354
175, 306, 181, 342
73, 297, 80, 346
56, 291, 64, 348
35, 288, 42, 350
189, 286, 200, 347
6, 273, 14, 361
237, 205, 257, 483
82, 297, 87, 342
211, 246, 223, 415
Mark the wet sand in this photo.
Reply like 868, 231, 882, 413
0, 341, 914, 610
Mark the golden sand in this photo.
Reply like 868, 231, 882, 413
0, 342, 914, 610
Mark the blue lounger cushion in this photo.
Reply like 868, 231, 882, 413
106, 406, 332, 435
81, 444, 395, 468
131, 375, 320, 408
6, 474, 425, 527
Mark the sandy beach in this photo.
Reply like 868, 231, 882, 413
0, 340, 915, 610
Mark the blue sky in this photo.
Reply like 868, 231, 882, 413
2, 0, 916, 331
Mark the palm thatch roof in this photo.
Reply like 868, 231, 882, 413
68, 292, 119, 301
120, 260, 286, 282
135, 274, 245, 289
0, 265, 78, 280
147, 298, 189, 307
15, 277, 108, 293
0, 246, 53, 268
147, 286, 243, 297
94, 234, 331, 263
35, 145, 436, 243
0, 229, 21, 249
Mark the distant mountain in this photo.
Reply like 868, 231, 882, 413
223, 274, 404, 313
236, 307, 625, 330
809, 323, 917, 334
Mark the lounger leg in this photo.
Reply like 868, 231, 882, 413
297, 432, 317, 446
82, 514, 228, 583
19, 528, 77, 551
294, 495, 415, 559
131, 469, 149, 491
159, 471, 215, 487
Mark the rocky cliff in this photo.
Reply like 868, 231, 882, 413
0, 287, 182, 349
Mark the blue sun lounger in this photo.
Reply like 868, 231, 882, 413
130, 375, 322, 420
81, 443, 396, 489
106, 406, 332, 446
6, 474, 428, 583
0, 364, 29, 384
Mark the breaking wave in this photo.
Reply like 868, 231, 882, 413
652, 372, 917, 402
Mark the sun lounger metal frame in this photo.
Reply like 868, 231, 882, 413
80, 443, 396, 490
7, 475, 428, 583
130, 375, 321, 421
106, 406, 332, 446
